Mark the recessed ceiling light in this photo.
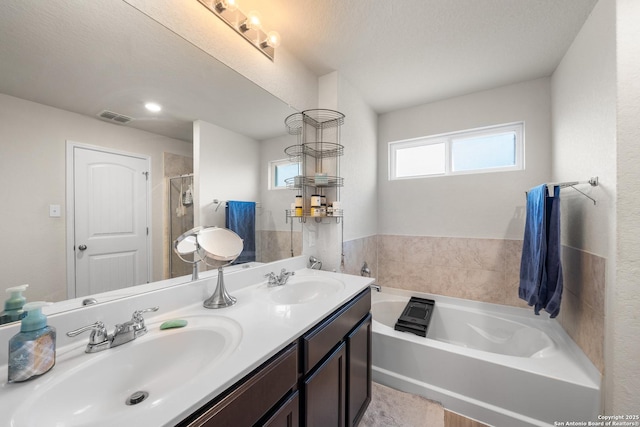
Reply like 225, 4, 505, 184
145, 102, 162, 112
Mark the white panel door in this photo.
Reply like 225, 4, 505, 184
73, 146, 149, 297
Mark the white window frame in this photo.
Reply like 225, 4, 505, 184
268, 158, 300, 190
388, 122, 524, 180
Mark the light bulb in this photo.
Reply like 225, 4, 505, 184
244, 10, 262, 30
263, 30, 281, 48
214, 0, 237, 13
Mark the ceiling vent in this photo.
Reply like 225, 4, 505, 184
98, 110, 133, 124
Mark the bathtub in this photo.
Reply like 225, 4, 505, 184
371, 288, 601, 427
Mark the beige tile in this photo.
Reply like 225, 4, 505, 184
556, 287, 604, 373
378, 235, 405, 263
430, 237, 467, 268
462, 238, 506, 272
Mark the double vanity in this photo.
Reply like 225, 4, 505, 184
0, 257, 374, 426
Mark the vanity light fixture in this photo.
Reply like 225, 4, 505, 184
197, 0, 280, 61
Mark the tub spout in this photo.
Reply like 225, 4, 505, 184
309, 256, 322, 270
370, 283, 381, 292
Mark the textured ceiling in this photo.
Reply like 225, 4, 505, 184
0, 1, 598, 141
240, 0, 599, 112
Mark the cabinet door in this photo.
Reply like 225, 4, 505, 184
304, 342, 347, 427
347, 314, 372, 427
261, 391, 299, 427
180, 344, 298, 427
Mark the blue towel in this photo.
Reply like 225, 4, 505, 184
518, 184, 564, 318
542, 186, 563, 318
225, 201, 256, 264
519, 184, 547, 308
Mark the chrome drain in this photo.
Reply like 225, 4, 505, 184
125, 390, 149, 406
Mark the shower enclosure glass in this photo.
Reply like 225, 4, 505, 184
168, 174, 195, 278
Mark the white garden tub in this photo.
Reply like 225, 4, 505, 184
371, 287, 601, 426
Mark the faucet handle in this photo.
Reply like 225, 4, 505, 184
66, 321, 109, 345
131, 306, 159, 335
280, 268, 295, 278
132, 306, 159, 319
265, 272, 277, 285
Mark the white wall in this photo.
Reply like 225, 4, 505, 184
0, 93, 192, 302
194, 120, 260, 229
334, 75, 378, 243
613, 0, 640, 414
259, 134, 300, 233
377, 78, 552, 239
551, 0, 616, 258
551, 0, 616, 409
308, 72, 378, 271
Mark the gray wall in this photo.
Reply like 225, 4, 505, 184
377, 77, 552, 240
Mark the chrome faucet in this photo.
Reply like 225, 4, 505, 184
67, 306, 159, 353
309, 256, 323, 270
265, 268, 295, 287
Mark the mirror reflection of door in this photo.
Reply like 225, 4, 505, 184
69, 143, 150, 298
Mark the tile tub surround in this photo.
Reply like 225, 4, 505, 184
342, 235, 378, 278
258, 230, 302, 263
372, 234, 605, 372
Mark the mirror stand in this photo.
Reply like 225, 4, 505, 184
203, 267, 237, 309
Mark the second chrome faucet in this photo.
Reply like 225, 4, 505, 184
67, 306, 159, 353
265, 269, 295, 287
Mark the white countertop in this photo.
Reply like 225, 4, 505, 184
0, 262, 373, 427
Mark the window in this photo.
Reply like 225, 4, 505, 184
269, 158, 299, 190
389, 122, 524, 180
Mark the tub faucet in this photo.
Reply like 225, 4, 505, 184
370, 283, 381, 292
265, 268, 295, 287
309, 256, 323, 270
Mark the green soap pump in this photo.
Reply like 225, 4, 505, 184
0, 284, 29, 325
8, 301, 56, 383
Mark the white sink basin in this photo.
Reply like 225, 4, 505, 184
260, 276, 345, 305
10, 315, 242, 427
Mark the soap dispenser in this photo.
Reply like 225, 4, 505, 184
0, 284, 29, 325
8, 301, 56, 383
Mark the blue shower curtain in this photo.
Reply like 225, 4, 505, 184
225, 201, 256, 264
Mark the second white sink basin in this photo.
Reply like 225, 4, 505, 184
261, 276, 345, 305
10, 314, 242, 427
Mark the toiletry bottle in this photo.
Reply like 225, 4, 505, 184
0, 284, 29, 325
8, 301, 56, 383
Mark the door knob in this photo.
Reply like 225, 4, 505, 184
78, 244, 87, 251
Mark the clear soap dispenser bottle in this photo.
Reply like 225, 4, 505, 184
8, 301, 56, 383
0, 284, 29, 325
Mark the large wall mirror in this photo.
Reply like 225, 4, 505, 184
0, 0, 301, 323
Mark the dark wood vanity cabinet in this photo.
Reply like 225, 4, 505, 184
178, 343, 299, 427
346, 313, 372, 426
301, 288, 372, 427
178, 288, 371, 427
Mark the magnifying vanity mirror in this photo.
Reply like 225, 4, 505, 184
197, 227, 244, 309
0, 0, 301, 324
174, 227, 244, 308
173, 226, 206, 281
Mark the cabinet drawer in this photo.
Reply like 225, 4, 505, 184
302, 288, 371, 374
183, 343, 298, 427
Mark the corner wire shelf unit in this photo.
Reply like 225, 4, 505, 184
283, 109, 345, 224
284, 175, 344, 189
285, 109, 345, 135
284, 142, 344, 161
